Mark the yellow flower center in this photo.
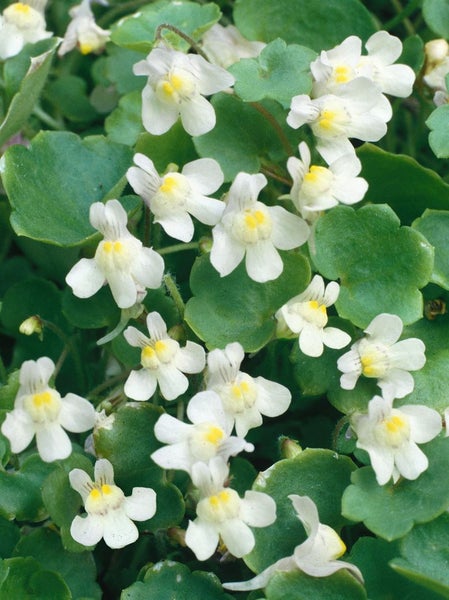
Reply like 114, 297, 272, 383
189, 422, 226, 461
375, 411, 411, 448
295, 299, 328, 328
96, 237, 138, 274
313, 105, 350, 138
85, 483, 125, 514
220, 378, 257, 414
302, 165, 334, 198
140, 338, 179, 369
359, 344, 390, 378
197, 488, 241, 523
4, 2, 43, 29
153, 172, 191, 212
233, 205, 273, 244
23, 389, 62, 423
156, 69, 197, 104
333, 64, 352, 84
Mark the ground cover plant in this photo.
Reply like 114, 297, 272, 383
2, 0, 449, 598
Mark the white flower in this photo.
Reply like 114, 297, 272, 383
224, 494, 363, 591
185, 457, 276, 560
206, 342, 291, 437
311, 32, 415, 98
286, 142, 368, 219
210, 172, 309, 282
424, 39, 449, 92
133, 46, 235, 136
276, 275, 351, 357
123, 311, 205, 401
69, 458, 157, 548
287, 79, 391, 164
0, 1, 52, 60
126, 153, 225, 242
151, 390, 254, 474
201, 23, 265, 68
58, 0, 110, 57
1, 357, 95, 462
351, 395, 442, 485
337, 313, 426, 401
66, 199, 164, 309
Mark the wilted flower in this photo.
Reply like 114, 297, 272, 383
276, 275, 351, 357
124, 311, 205, 401
337, 313, 426, 400
201, 23, 265, 68
1, 357, 95, 462
133, 45, 235, 136
66, 199, 164, 309
127, 153, 225, 242
58, 0, 110, 56
185, 457, 276, 560
70, 458, 157, 548
210, 172, 309, 282
351, 395, 441, 485
224, 494, 363, 591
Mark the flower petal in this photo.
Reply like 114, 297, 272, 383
175, 342, 206, 374
124, 369, 157, 401
182, 158, 224, 195
102, 509, 139, 549
220, 519, 255, 558
157, 363, 189, 400
70, 514, 103, 547
240, 490, 276, 527
179, 94, 216, 137
210, 224, 245, 277
66, 258, 105, 299
35, 424, 72, 462
124, 487, 157, 521
141, 84, 179, 135
1, 409, 35, 453
185, 519, 219, 560
254, 377, 291, 417
59, 394, 95, 433
269, 206, 309, 250
245, 240, 283, 283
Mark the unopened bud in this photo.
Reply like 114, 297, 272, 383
19, 316, 43, 339
279, 436, 302, 459
198, 236, 212, 254
425, 39, 449, 67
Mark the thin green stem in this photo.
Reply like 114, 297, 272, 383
33, 105, 65, 130
155, 24, 209, 60
164, 273, 185, 319
40, 319, 85, 389
53, 347, 69, 379
250, 102, 294, 156
384, 0, 420, 33
261, 166, 292, 186
88, 370, 130, 399
159, 241, 199, 255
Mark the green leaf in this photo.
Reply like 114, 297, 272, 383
426, 104, 449, 158
193, 93, 288, 181
41, 453, 95, 553
62, 285, 120, 330
350, 537, 443, 600
111, 0, 221, 53
413, 210, 449, 289
245, 449, 356, 573
0, 38, 59, 148
342, 436, 449, 541
0, 454, 55, 522
0, 518, 19, 559
94, 403, 185, 530
423, 0, 449, 38
121, 561, 233, 599
398, 315, 449, 412
357, 144, 449, 224
390, 513, 449, 598
105, 91, 144, 146
3, 131, 133, 246
185, 252, 311, 352
46, 75, 98, 123
265, 569, 367, 600
233, 0, 376, 51
313, 204, 434, 328
135, 124, 198, 172
104, 45, 147, 95
400, 35, 425, 73
229, 39, 316, 108
14, 528, 101, 600
0, 556, 71, 600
